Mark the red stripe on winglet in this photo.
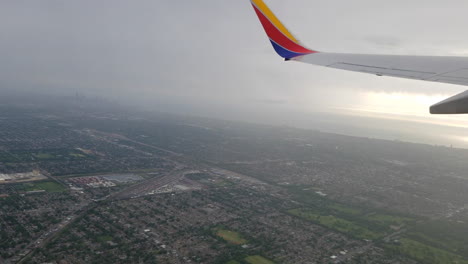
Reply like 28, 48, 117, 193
252, 4, 315, 54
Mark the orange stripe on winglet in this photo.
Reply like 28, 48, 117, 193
251, 0, 299, 44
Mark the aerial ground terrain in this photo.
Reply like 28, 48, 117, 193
1, 97, 468, 264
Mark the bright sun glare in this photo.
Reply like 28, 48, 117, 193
342, 91, 468, 128
362, 91, 445, 116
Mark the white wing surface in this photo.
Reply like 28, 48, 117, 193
295, 53, 468, 87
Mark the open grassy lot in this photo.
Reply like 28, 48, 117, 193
289, 208, 382, 240
330, 203, 362, 215
366, 214, 413, 226
245, 255, 274, 264
24, 181, 66, 192
286, 184, 417, 233
215, 228, 247, 245
406, 219, 468, 258
388, 238, 468, 264
96, 235, 113, 243
286, 185, 467, 263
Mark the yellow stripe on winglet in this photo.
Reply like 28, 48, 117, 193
251, 0, 299, 43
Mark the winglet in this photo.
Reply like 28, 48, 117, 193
250, 0, 317, 59
430, 90, 468, 114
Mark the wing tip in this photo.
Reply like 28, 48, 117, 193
250, 0, 317, 59
430, 90, 468, 114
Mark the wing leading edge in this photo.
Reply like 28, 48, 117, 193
249, 0, 468, 114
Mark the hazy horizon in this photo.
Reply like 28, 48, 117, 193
1, 90, 467, 151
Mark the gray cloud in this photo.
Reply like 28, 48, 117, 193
2, 0, 468, 144
362, 36, 401, 48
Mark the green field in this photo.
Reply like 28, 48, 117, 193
24, 181, 66, 193
285, 184, 418, 233
330, 203, 362, 215
407, 219, 468, 258
34, 152, 55, 159
225, 261, 241, 264
245, 255, 274, 264
367, 214, 412, 226
96, 235, 113, 243
388, 238, 468, 264
289, 208, 381, 240
33, 150, 89, 160
215, 229, 247, 245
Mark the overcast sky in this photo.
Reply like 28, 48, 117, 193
3, 0, 468, 146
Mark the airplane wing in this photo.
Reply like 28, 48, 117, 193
250, 0, 468, 114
